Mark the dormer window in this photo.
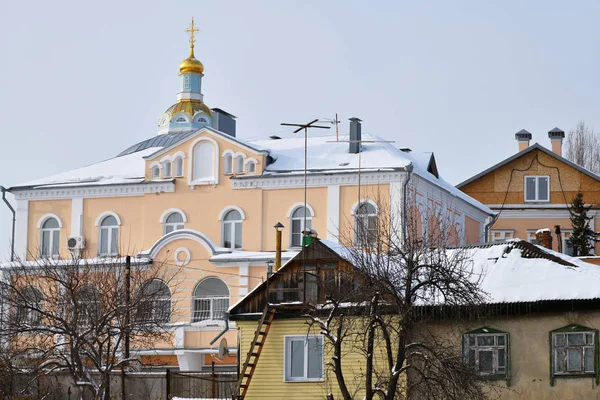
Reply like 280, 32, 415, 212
525, 176, 549, 202
176, 117, 187, 123
151, 166, 160, 179
163, 162, 172, 178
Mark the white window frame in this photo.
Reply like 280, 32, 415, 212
235, 155, 245, 174
490, 230, 514, 242
524, 175, 550, 202
192, 278, 229, 322
552, 330, 596, 375
40, 217, 61, 259
561, 230, 574, 256
223, 153, 233, 175
289, 206, 313, 248
353, 202, 378, 248
163, 161, 172, 178
174, 157, 184, 177
137, 280, 171, 324
462, 332, 508, 377
16, 286, 44, 326
98, 215, 119, 257
222, 210, 243, 249
284, 334, 324, 382
526, 229, 539, 245
188, 137, 219, 186
163, 212, 185, 235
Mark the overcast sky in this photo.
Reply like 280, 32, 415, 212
1, 0, 599, 259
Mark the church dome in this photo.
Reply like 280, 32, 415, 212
179, 54, 204, 75
162, 99, 212, 120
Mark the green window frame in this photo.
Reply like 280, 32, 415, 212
462, 327, 510, 385
550, 324, 599, 386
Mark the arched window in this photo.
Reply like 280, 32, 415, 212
137, 280, 171, 323
192, 278, 229, 322
176, 117, 187, 123
222, 210, 242, 249
164, 212, 185, 234
174, 157, 184, 177
290, 206, 312, 247
163, 161, 172, 178
192, 141, 215, 182
247, 161, 256, 173
151, 166, 160, 179
41, 217, 60, 258
99, 215, 119, 256
224, 153, 233, 175
16, 286, 43, 326
354, 202, 378, 247
76, 285, 100, 327
235, 156, 244, 174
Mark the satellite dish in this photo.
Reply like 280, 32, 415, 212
217, 338, 229, 360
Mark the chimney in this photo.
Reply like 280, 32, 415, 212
535, 228, 553, 250
515, 129, 532, 152
349, 117, 362, 154
211, 108, 237, 137
548, 127, 565, 157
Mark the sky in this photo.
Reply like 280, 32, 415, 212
1, 0, 599, 259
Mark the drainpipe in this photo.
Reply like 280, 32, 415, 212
401, 164, 414, 243
210, 312, 229, 345
0, 186, 15, 262
484, 213, 499, 244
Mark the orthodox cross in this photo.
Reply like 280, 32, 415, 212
186, 17, 199, 47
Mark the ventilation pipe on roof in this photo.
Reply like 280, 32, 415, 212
548, 127, 565, 157
349, 117, 362, 154
211, 108, 237, 137
515, 129, 532, 152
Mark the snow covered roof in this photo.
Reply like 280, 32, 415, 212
11, 147, 163, 189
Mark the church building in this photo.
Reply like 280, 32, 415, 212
4, 20, 493, 371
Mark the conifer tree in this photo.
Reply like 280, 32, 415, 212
567, 192, 596, 256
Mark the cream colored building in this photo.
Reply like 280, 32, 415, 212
3, 26, 492, 371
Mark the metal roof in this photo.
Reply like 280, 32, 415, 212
117, 132, 196, 157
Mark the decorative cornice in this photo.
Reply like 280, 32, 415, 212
12, 182, 175, 201
231, 171, 406, 189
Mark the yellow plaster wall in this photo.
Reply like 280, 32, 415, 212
27, 200, 72, 260
339, 184, 390, 245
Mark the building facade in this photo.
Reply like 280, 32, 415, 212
4, 23, 492, 371
458, 129, 600, 255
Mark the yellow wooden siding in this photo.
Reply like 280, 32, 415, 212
238, 318, 389, 400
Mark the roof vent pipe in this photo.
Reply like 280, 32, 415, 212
515, 129, 532, 152
349, 117, 362, 154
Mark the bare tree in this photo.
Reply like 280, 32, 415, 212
304, 187, 496, 400
564, 121, 600, 173
0, 254, 180, 400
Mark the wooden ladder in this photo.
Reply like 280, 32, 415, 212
235, 306, 276, 400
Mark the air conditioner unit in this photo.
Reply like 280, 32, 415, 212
67, 236, 86, 250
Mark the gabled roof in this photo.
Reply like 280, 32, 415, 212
456, 143, 600, 188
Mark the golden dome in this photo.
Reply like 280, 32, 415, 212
179, 51, 204, 75
164, 99, 212, 120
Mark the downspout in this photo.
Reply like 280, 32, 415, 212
401, 164, 413, 243
210, 312, 229, 345
0, 186, 15, 262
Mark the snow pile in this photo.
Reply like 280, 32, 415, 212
14, 147, 163, 188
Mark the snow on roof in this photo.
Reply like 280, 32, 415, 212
210, 250, 299, 263
458, 242, 600, 304
12, 147, 163, 189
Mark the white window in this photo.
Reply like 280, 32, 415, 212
562, 230, 574, 256
192, 141, 216, 182
192, 278, 229, 322
354, 202, 377, 247
77, 285, 100, 328
224, 153, 233, 175
99, 215, 119, 256
284, 335, 324, 382
164, 212, 185, 234
176, 117, 187, 123
491, 230, 514, 242
151, 166, 160, 179
290, 206, 312, 247
525, 176, 550, 202
235, 156, 244, 174
163, 161, 172, 178
527, 230, 538, 245
16, 286, 44, 326
222, 210, 242, 249
247, 161, 256, 173
41, 217, 60, 258
463, 331, 508, 377
174, 157, 184, 177
137, 280, 171, 323
552, 329, 595, 375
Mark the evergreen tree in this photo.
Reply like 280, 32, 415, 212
567, 192, 596, 256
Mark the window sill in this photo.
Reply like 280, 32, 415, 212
189, 179, 217, 187
524, 199, 550, 203
284, 378, 324, 383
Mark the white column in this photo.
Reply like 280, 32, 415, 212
71, 197, 83, 237
238, 262, 249, 295
327, 185, 340, 242
14, 199, 29, 260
